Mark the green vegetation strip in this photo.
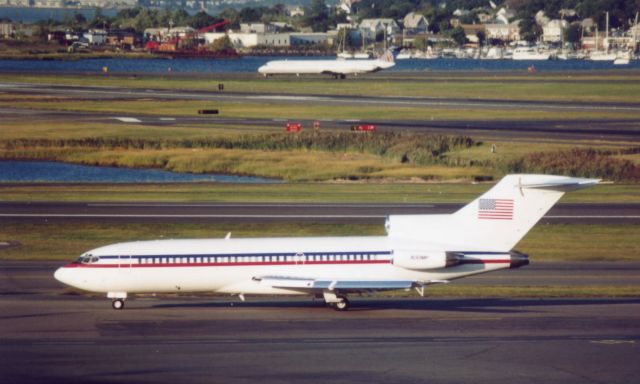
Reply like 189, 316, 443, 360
0, 222, 637, 262
4, 95, 640, 121
3, 73, 640, 103
2, 183, 639, 203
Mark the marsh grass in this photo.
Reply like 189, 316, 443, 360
508, 148, 640, 181
1, 132, 489, 181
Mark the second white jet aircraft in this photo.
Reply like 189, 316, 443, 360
257, 48, 398, 79
54, 174, 598, 311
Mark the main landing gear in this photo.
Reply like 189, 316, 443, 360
108, 292, 127, 310
323, 291, 350, 311
112, 299, 125, 310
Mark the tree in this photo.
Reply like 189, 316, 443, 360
191, 11, 217, 30
89, 8, 109, 29
564, 23, 581, 46
519, 15, 542, 43
303, 0, 330, 32
449, 26, 467, 46
476, 30, 486, 46
208, 35, 234, 52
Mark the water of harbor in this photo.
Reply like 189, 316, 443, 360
0, 161, 280, 183
0, 56, 638, 74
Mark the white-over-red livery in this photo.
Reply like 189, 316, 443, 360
54, 174, 599, 310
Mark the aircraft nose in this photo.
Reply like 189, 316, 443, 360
54, 266, 73, 286
257, 65, 266, 73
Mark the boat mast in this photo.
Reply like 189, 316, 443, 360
605, 11, 609, 53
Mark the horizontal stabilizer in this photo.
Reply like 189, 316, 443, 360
519, 176, 600, 192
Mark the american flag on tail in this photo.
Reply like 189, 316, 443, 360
478, 199, 514, 220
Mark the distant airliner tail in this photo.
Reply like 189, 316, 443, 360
379, 46, 401, 63
386, 174, 599, 251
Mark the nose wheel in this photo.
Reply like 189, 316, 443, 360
112, 299, 125, 310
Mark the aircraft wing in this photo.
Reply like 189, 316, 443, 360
253, 275, 448, 292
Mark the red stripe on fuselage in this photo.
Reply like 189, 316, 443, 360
63, 260, 393, 268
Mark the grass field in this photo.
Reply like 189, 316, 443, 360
4, 94, 640, 122
1, 182, 639, 203
3, 72, 640, 103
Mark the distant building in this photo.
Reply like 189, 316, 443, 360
107, 30, 139, 49
290, 32, 329, 46
144, 27, 195, 42
0, 23, 15, 38
83, 29, 107, 45
496, 7, 516, 24
542, 20, 568, 43
461, 24, 485, 44
485, 22, 520, 42
204, 32, 291, 48
287, 5, 305, 17
359, 18, 400, 41
240, 23, 278, 34
403, 12, 429, 34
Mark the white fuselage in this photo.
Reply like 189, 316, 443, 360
257, 59, 395, 76
54, 235, 512, 296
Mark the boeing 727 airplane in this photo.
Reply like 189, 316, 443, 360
257, 48, 398, 79
54, 174, 598, 310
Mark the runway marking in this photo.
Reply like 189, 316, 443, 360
159, 117, 176, 121
113, 117, 141, 123
590, 339, 636, 345
87, 203, 436, 208
0, 213, 384, 219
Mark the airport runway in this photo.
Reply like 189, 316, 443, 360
3, 81, 640, 112
3, 105, 638, 142
1, 260, 639, 384
2, 201, 640, 224
1, 82, 639, 142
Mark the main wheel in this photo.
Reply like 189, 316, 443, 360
334, 296, 350, 311
112, 299, 125, 310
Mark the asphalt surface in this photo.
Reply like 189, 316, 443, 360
1, 260, 639, 384
1, 82, 639, 142
2, 201, 640, 224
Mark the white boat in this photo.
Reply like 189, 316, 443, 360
353, 52, 372, 59
588, 51, 617, 61
396, 50, 412, 60
483, 47, 504, 59
512, 47, 550, 60
337, 51, 354, 59
613, 51, 632, 65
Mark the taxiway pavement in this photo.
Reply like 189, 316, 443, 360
2, 201, 639, 224
1, 81, 639, 142
0, 260, 639, 384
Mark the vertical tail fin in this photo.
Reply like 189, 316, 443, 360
386, 174, 599, 251
379, 46, 400, 63
450, 174, 599, 250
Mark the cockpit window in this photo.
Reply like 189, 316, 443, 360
77, 254, 100, 264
